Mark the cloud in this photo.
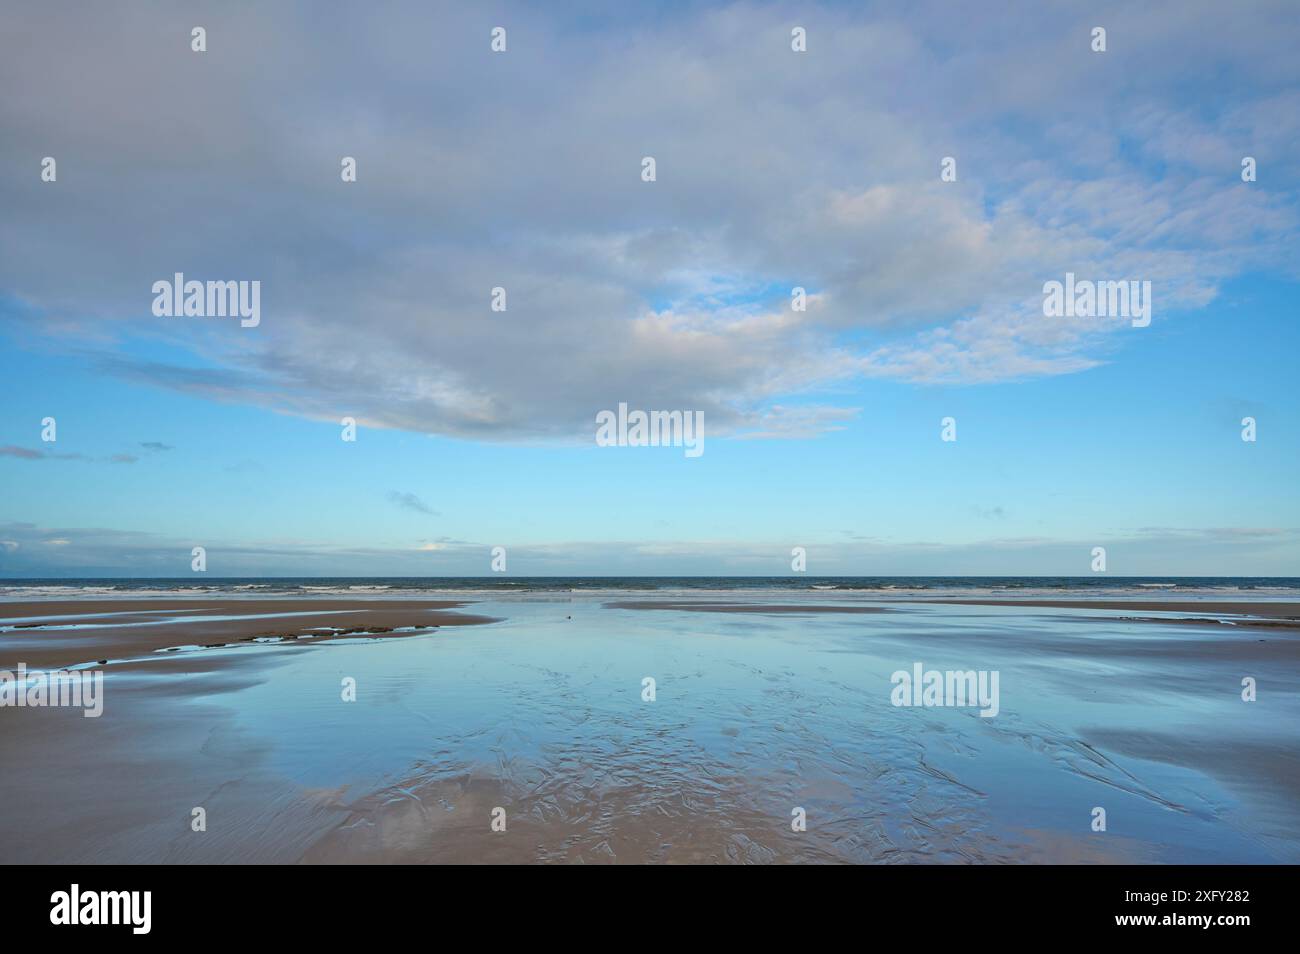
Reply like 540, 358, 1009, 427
1, 1, 1296, 443
0, 445, 87, 461
0, 445, 44, 460
1132, 526, 1291, 540
139, 442, 174, 452
1, 518, 1295, 577
0, 445, 144, 465
386, 491, 438, 517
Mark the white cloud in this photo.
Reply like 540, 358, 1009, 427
1, 1, 1296, 441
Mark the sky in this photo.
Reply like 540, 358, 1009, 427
1, 0, 1298, 577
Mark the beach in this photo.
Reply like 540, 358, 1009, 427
2, 583, 1297, 864
0, 598, 499, 671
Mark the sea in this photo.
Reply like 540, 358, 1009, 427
3, 575, 1299, 600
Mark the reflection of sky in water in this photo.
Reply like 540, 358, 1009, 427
192, 598, 1298, 863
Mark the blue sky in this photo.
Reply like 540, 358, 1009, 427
2, 1, 1298, 576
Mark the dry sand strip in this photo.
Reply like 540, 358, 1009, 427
914, 599, 1300, 615
914, 598, 1300, 629
605, 597, 1300, 629
605, 601, 893, 614
0, 599, 500, 670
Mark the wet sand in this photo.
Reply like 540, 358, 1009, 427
0, 598, 502, 863
0, 599, 499, 671
2, 594, 1297, 863
610, 597, 1300, 630
605, 601, 892, 614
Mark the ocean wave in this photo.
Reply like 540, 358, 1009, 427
4, 576, 1300, 602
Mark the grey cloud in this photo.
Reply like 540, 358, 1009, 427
1, 445, 88, 461
387, 491, 438, 516
1, 446, 45, 460
1, 445, 150, 465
